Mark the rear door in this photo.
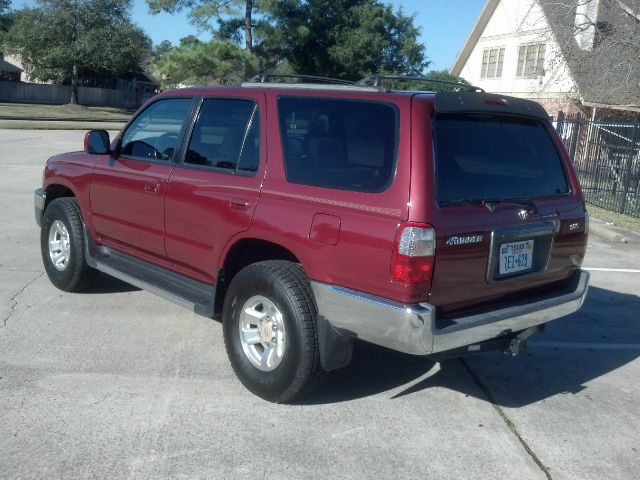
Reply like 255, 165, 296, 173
420, 97, 587, 315
163, 94, 266, 283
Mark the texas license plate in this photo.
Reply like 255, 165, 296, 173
499, 240, 534, 275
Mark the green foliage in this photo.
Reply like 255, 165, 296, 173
0, 0, 13, 41
147, 0, 248, 33
153, 40, 174, 58
151, 39, 259, 88
255, 0, 429, 80
4, 0, 151, 86
149, 0, 429, 81
380, 70, 471, 92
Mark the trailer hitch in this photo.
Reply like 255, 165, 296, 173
504, 326, 543, 356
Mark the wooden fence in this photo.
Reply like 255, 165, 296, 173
0, 81, 141, 108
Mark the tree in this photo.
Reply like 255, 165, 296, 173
256, 0, 429, 80
420, 70, 471, 92
538, 0, 640, 108
153, 40, 174, 59
152, 38, 258, 88
147, 0, 257, 52
4, 0, 152, 104
0, 0, 12, 42
148, 0, 429, 81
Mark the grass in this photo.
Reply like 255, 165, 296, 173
0, 102, 133, 121
587, 203, 640, 234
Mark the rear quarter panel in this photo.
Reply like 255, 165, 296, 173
246, 90, 414, 302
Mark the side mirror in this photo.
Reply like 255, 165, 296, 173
84, 130, 111, 155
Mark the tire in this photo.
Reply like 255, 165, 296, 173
40, 197, 99, 292
222, 260, 326, 403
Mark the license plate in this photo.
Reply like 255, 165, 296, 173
499, 240, 534, 275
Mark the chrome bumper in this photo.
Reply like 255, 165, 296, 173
34, 188, 46, 227
311, 270, 590, 356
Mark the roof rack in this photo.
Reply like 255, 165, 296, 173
356, 75, 484, 93
248, 73, 356, 86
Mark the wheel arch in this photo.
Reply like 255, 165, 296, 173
216, 238, 353, 372
215, 236, 300, 313
44, 183, 76, 209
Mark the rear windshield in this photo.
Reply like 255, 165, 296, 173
434, 114, 570, 204
278, 97, 397, 192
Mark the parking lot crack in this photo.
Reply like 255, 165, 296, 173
460, 359, 552, 480
1, 272, 44, 330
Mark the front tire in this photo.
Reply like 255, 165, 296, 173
222, 261, 325, 403
40, 197, 99, 292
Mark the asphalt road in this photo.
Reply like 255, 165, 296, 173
1, 129, 639, 479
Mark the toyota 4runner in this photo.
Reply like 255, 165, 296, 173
34, 74, 589, 402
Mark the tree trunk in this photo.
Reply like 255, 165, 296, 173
70, 63, 79, 105
244, 0, 253, 52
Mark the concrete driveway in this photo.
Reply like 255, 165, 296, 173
1, 130, 639, 479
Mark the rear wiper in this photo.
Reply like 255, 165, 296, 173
483, 197, 539, 214
440, 197, 539, 213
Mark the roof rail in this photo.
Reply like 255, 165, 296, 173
356, 75, 484, 93
248, 73, 356, 86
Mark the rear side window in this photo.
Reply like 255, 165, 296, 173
278, 97, 397, 192
185, 99, 259, 174
121, 98, 192, 161
434, 114, 570, 204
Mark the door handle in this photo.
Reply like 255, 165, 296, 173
229, 198, 251, 210
144, 183, 160, 193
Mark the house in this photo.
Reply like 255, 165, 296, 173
0, 52, 158, 107
450, 0, 640, 116
0, 54, 22, 82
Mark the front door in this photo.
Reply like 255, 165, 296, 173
90, 97, 193, 259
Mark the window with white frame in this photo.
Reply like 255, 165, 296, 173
517, 43, 546, 77
480, 47, 505, 78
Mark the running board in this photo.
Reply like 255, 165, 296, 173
83, 226, 215, 317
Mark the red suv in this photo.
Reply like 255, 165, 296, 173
34, 74, 589, 402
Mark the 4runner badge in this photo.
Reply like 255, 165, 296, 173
446, 235, 484, 246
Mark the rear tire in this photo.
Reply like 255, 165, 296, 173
222, 261, 325, 403
40, 197, 99, 292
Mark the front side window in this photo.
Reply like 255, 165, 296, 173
517, 43, 546, 77
481, 47, 505, 78
184, 99, 259, 174
278, 97, 397, 192
121, 98, 192, 161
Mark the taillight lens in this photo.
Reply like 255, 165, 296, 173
391, 223, 436, 285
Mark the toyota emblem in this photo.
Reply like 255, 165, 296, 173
517, 209, 529, 220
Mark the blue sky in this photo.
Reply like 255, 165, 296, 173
16, 0, 486, 71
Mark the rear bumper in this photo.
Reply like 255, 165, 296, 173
311, 270, 589, 356
34, 188, 46, 227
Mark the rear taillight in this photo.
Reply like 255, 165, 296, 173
391, 223, 436, 285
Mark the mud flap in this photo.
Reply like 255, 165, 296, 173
316, 314, 353, 371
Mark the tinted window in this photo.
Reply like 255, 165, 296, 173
121, 99, 192, 161
185, 99, 259, 173
434, 114, 570, 204
278, 97, 397, 192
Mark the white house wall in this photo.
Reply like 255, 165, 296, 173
458, 0, 577, 98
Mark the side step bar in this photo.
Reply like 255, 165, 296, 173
83, 226, 216, 317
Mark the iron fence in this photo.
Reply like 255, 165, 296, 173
555, 112, 640, 217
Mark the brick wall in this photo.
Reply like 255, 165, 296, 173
530, 96, 589, 119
